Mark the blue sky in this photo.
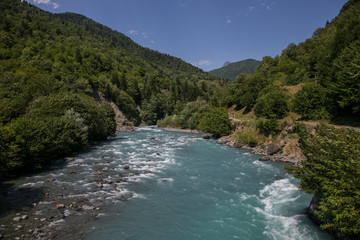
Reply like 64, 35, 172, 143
29, 0, 347, 71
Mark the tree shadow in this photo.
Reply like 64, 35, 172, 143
0, 182, 45, 217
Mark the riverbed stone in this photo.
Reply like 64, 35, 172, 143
266, 143, 281, 155
82, 205, 95, 211
13, 217, 22, 222
123, 165, 130, 170
56, 204, 65, 209
21, 215, 28, 220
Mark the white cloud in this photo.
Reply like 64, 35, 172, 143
226, 19, 232, 24
31, 0, 59, 9
128, 30, 139, 35
193, 60, 212, 67
142, 32, 148, 39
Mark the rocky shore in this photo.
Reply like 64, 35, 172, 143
216, 128, 306, 167
0, 155, 137, 240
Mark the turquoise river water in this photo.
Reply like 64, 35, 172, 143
81, 127, 332, 240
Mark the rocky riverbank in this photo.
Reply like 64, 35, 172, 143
0, 154, 137, 240
216, 124, 306, 166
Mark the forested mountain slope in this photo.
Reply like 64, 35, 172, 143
0, 0, 224, 179
209, 59, 260, 80
226, 0, 360, 124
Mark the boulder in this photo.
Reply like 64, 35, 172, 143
123, 165, 130, 170
82, 205, 95, 211
286, 125, 296, 133
21, 215, 28, 220
308, 195, 323, 225
202, 135, 211, 139
13, 217, 22, 222
266, 143, 281, 155
259, 156, 271, 161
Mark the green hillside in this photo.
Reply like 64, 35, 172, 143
0, 0, 223, 179
226, 0, 360, 123
209, 59, 260, 80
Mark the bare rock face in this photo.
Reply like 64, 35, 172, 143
93, 90, 134, 132
266, 143, 281, 155
308, 195, 323, 225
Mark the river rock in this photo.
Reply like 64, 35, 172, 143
202, 135, 211, 139
13, 217, 22, 222
82, 205, 95, 211
266, 143, 281, 155
308, 194, 323, 225
45, 178, 55, 182
56, 204, 65, 209
21, 215, 28, 220
286, 125, 296, 133
69, 169, 76, 174
102, 167, 109, 172
65, 157, 75, 162
259, 156, 271, 161
123, 165, 130, 170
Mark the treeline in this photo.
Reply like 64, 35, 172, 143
0, 0, 223, 179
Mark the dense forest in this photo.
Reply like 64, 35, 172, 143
209, 59, 260, 81
0, 0, 225, 179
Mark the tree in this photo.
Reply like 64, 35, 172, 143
295, 124, 360, 239
254, 89, 289, 119
198, 107, 231, 138
292, 84, 330, 120
333, 40, 360, 116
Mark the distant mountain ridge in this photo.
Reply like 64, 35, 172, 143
209, 59, 261, 80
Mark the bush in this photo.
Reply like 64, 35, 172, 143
292, 84, 330, 120
254, 89, 289, 119
257, 118, 279, 136
198, 107, 232, 138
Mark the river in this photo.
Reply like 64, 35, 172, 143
83, 127, 331, 240
0, 127, 333, 240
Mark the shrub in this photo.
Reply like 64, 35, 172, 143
257, 118, 279, 136
292, 84, 330, 120
198, 107, 232, 138
254, 89, 289, 119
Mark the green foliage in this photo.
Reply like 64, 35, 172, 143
0, 92, 116, 180
292, 84, 330, 120
198, 107, 231, 138
0, 0, 225, 179
295, 124, 360, 238
257, 118, 279, 136
233, 126, 265, 146
254, 89, 289, 119
141, 93, 172, 125
209, 59, 260, 81
158, 98, 209, 129
333, 39, 360, 116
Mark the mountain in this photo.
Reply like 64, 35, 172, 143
0, 0, 223, 179
222, 61, 231, 67
209, 59, 261, 80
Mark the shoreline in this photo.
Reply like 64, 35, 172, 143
158, 127, 203, 134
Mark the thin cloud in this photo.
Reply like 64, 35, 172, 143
226, 19, 233, 24
239, 1, 275, 16
193, 60, 212, 67
31, 0, 59, 9
128, 30, 139, 35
